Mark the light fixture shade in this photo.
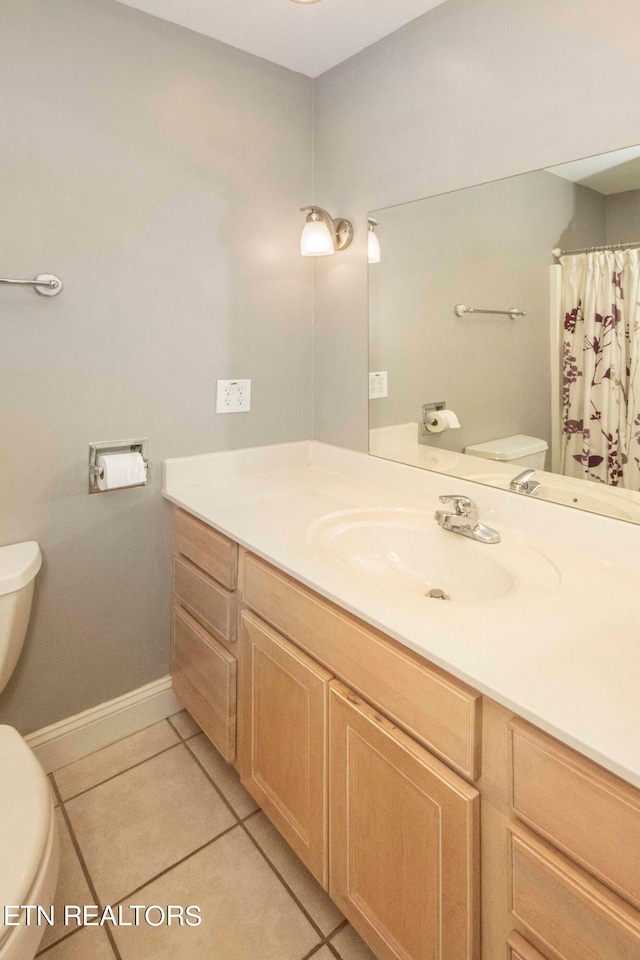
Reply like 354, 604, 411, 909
301, 218, 334, 257
368, 229, 381, 264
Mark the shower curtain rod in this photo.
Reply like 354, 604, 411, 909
552, 240, 640, 258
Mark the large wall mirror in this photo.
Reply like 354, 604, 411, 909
368, 143, 640, 524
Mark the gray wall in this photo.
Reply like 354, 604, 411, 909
369, 171, 605, 458
0, 0, 312, 732
606, 189, 640, 243
313, 0, 640, 452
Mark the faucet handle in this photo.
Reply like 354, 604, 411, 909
509, 469, 541, 495
438, 495, 475, 517
511, 469, 534, 484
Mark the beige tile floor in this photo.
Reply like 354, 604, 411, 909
39, 712, 377, 960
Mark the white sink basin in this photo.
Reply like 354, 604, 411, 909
307, 507, 559, 604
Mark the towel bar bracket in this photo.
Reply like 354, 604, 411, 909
0, 274, 63, 297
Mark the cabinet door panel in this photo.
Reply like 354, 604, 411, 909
240, 610, 332, 887
330, 682, 480, 960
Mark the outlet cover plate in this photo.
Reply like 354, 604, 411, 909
216, 379, 251, 413
369, 371, 388, 399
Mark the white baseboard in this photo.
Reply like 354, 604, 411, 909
26, 676, 183, 774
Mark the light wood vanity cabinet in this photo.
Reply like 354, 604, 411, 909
240, 552, 480, 960
170, 509, 640, 960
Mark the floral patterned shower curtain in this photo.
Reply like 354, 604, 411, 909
561, 248, 640, 490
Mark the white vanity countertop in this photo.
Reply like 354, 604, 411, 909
163, 440, 640, 788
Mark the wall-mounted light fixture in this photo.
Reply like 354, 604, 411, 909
368, 218, 381, 264
290, 0, 322, 4
300, 206, 353, 257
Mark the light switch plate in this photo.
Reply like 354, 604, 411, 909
216, 379, 251, 413
369, 371, 388, 399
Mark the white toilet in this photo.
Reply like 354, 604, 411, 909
0, 543, 59, 960
464, 433, 548, 470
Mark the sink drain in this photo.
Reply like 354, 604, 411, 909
426, 588, 450, 600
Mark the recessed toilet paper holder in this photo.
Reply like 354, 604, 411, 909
419, 402, 446, 443
89, 438, 150, 494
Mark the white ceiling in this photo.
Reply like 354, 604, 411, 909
546, 145, 640, 196
114, 0, 448, 77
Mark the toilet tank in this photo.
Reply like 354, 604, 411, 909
464, 434, 548, 470
0, 543, 42, 696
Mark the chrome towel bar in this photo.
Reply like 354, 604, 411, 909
454, 303, 525, 318
0, 274, 63, 297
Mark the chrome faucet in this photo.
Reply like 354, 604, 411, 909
509, 469, 541, 496
435, 495, 501, 544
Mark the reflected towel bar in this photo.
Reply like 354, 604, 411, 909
454, 304, 525, 318
0, 274, 63, 297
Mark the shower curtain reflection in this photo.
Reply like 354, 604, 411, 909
560, 249, 640, 490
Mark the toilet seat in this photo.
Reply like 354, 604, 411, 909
0, 726, 55, 953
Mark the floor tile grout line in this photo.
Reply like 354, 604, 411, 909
50, 717, 179, 777
299, 944, 329, 960
166, 714, 202, 742
56, 740, 184, 804
325, 942, 343, 960
184, 740, 346, 947
182, 736, 249, 823
52, 779, 123, 960
297, 917, 348, 960
238, 818, 330, 943
111, 822, 241, 907
328, 918, 349, 940
52, 727, 351, 959
36, 924, 87, 956
168, 737, 351, 949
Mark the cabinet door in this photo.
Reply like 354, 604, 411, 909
240, 610, 332, 887
330, 681, 480, 960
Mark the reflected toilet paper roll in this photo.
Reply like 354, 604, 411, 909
96, 452, 146, 490
425, 409, 461, 434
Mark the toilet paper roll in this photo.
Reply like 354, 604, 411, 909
96, 452, 146, 491
425, 409, 461, 434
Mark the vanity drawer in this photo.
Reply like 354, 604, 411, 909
172, 606, 237, 762
507, 932, 547, 960
510, 718, 640, 910
174, 555, 236, 649
242, 552, 481, 780
509, 821, 640, 960
174, 508, 238, 590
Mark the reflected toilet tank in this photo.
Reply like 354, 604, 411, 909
464, 434, 548, 470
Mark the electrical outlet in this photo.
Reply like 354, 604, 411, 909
216, 379, 251, 413
369, 371, 388, 399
